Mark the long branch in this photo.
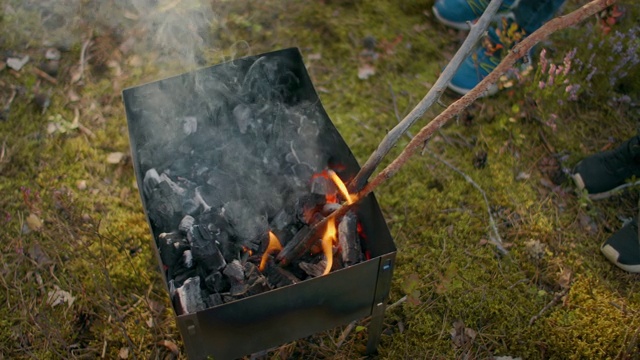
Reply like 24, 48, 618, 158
278, 0, 616, 264
349, 0, 506, 192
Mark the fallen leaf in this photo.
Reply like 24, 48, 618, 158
118, 347, 129, 359
26, 213, 43, 231
558, 268, 572, 289
157, 340, 179, 355
357, 64, 375, 80
47, 285, 75, 308
7, 56, 30, 71
107, 152, 125, 164
450, 320, 476, 347
76, 180, 87, 190
146, 316, 154, 328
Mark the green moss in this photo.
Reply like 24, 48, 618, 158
1, 0, 640, 358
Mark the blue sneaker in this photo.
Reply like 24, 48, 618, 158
448, 18, 527, 96
433, 0, 518, 30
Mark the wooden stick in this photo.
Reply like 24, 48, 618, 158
278, 0, 617, 265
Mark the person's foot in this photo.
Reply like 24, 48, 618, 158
601, 218, 640, 273
571, 135, 640, 200
448, 18, 527, 96
432, 0, 517, 30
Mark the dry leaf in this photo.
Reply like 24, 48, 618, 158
357, 64, 375, 80
450, 320, 477, 347
107, 152, 125, 164
557, 268, 572, 289
26, 213, 43, 231
47, 285, 75, 308
146, 316, 154, 328
118, 347, 129, 359
157, 340, 179, 355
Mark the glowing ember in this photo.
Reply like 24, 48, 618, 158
327, 170, 354, 205
259, 231, 282, 271
321, 217, 337, 275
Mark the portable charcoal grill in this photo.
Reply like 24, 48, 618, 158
123, 48, 396, 360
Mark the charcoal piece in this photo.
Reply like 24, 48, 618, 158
222, 293, 235, 303
206, 293, 224, 308
196, 211, 228, 241
182, 249, 194, 269
223, 260, 245, 285
338, 211, 362, 266
299, 260, 327, 278
187, 225, 226, 272
205, 271, 229, 293
310, 175, 332, 196
174, 277, 205, 315
223, 200, 269, 251
204, 171, 241, 205
147, 181, 182, 231
157, 232, 189, 268
193, 186, 213, 212
264, 266, 300, 288
182, 198, 200, 216
223, 260, 247, 297
159, 173, 187, 197
143, 168, 161, 196
295, 193, 326, 225
178, 215, 195, 234
270, 209, 294, 233
230, 284, 249, 297
287, 163, 315, 183
245, 275, 270, 297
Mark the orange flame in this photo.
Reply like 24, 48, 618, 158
259, 231, 282, 271
321, 217, 337, 275
327, 170, 354, 205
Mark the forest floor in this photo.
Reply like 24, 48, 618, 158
1, 0, 639, 359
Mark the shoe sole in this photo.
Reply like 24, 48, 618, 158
571, 173, 640, 200
601, 244, 640, 273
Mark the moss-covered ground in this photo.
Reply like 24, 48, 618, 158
1, 0, 639, 358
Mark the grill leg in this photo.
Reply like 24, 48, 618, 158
366, 301, 387, 354
367, 302, 386, 355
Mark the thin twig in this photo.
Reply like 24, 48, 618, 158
32, 67, 58, 85
335, 320, 357, 349
529, 286, 571, 326
427, 150, 507, 254
387, 295, 408, 311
